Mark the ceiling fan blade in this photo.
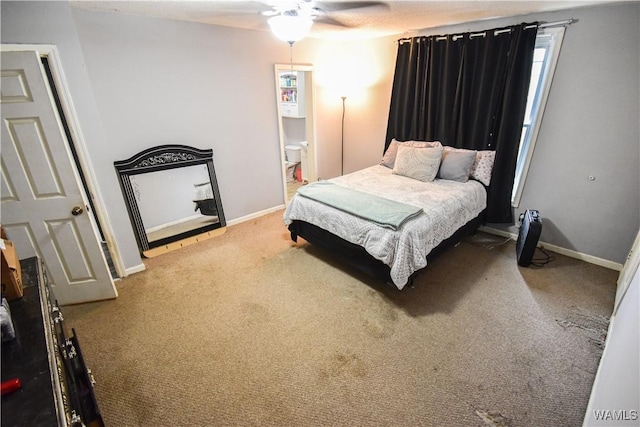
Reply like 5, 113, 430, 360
316, 1, 389, 13
314, 15, 352, 28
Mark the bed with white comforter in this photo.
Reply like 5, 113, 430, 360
283, 165, 487, 289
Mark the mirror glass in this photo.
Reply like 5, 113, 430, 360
132, 164, 220, 244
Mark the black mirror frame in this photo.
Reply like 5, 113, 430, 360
114, 145, 225, 254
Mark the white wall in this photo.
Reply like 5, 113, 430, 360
583, 261, 639, 426
310, 36, 397, 176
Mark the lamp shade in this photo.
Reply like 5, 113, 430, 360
268, 15, 313, 43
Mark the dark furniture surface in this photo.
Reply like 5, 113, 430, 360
1, 257, 103, 426
1, 258, 57, 426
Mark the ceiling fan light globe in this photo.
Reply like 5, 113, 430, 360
268, 15, 313, 43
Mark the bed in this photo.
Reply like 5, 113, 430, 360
284, 142, 492, 289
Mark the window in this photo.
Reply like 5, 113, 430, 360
512, 27, 566, 206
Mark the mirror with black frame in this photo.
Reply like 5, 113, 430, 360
114, 145, 226, 257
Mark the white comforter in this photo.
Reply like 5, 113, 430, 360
283, 165, 487, 289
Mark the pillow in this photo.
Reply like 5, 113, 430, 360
437, 150, 476, 182
443, 146, 496, 186
392, 145, 443, 182
472, 150, 496, 186
381, 138, 443, 168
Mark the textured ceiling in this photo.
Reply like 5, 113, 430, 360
70, 0, 612, 40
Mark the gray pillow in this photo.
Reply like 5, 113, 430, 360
392, 145, 443, 182
381, 139, 443, 168
438, 150, 476, 182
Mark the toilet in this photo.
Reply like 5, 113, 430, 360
284, 144, 301, 163
284, 145, 302, 182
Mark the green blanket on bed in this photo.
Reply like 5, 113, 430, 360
295, 181, 423, 230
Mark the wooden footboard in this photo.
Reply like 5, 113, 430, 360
288, 212, 485, 288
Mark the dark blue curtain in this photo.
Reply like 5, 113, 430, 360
385, 23, 538, 223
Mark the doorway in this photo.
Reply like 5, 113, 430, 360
39, 56, 117, 279
274, 64, 317, 204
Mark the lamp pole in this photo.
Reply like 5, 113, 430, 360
341, 96, 346, 176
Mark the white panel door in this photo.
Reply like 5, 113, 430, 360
0, 50, 117, 305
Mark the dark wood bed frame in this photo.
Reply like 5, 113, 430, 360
288, 211, 486, 288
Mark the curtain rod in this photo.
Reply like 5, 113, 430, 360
527, 18, 577, 29
396, 19, 577, 44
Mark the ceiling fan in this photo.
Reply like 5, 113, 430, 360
260, 1, 388, 42
261, 1, 388, 27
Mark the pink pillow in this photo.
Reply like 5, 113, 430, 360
381, 138, 443, 169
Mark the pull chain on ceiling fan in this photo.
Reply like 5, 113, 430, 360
289, 40, 294, 72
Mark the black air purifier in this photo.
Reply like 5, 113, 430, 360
516, 210, 542, 267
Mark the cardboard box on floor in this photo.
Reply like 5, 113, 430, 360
1, 227, 23, 301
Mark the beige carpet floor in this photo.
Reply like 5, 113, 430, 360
64, 210, 617, 426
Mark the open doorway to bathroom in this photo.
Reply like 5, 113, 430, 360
274, 64, 317, 204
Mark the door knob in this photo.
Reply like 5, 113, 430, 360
71, 206, 84, 216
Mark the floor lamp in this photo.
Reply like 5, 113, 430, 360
341, 96, 346, 175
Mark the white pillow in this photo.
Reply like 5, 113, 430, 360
443, 146, 496, 186
381, 139, 443, 169
392, 145, 443, 182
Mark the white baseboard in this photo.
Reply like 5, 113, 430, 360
226, 204, 285, 227
480, 226, 623, 271
124, 263, 146, 276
